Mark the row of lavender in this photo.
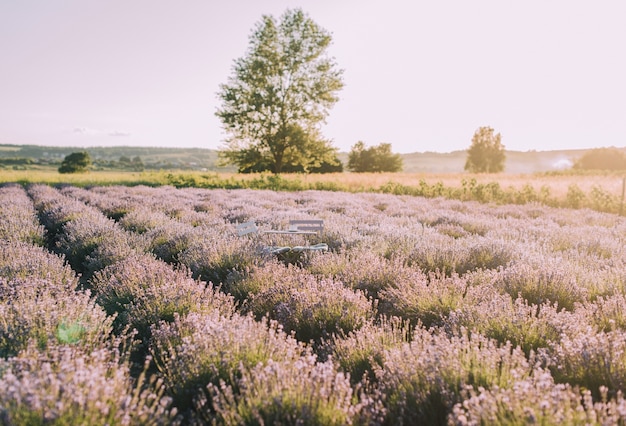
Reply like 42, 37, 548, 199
2, 183, 626, 424
0, 184, 179, 424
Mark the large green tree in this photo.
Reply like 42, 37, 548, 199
216, 8, 344, 174
347, 142, 403, 172
464, 126, 506, 173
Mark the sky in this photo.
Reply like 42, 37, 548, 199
1, 0, 625, 154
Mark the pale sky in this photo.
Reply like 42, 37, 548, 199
1, 0, 625, 154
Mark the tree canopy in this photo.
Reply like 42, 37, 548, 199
573, 147, 626, 170
58, 151, 91, 174
347, 142, 403, 173
464, 127, 506, 173
216, 8, 344, 174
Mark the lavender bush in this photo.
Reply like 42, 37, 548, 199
0, 183, 45, 245
328, 315, 411, 385
0, 241, 78, 292
451, 371, 626, 425
0, 343, 177, 425
150, 311, 306, 421
240, 262, 374, 343
91, 253, 235, 340
1, 183, 626, 424
206, 356, 363, 425
0, 277, 114, 357
373, 328, 534, 425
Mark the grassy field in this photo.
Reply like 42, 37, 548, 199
2, 169, 625, 214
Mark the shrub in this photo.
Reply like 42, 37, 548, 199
0, 241, 78, 292
451, 370, 626, 425
579, 294, 626, 333
90, 253, 235, 341
119, 208, 172, 234
495, 256, 588, 311
565, 183, 586, 208
374, 328, 532, 425
329, 316, 411, 385
0, 343, 177, 425
246, 274, 374, 344
407, 235, 514, 276
224, 260, 300, 304
145, 223, 197, 264
0, 184, 45, 244
27, 184, 88, 237
547, 329, 626, 399
378, 272, 470, 328
177, 234, 259, 285
56, 212, 146, 276
307, 251, 422, 299
150, 312, 305, 420
0, 277, 114, 358
206, 356, 361, 425
445, 294, 582, 357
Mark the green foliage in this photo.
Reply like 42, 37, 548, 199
0, 157, 34, 166
58, 151, 92, 174
465, 126, 506, 173
238, 151, 343, 173
566, 183, 586, 208
216, 8, 344, 173
574, 147, 626, 171
347, 141, 403, 172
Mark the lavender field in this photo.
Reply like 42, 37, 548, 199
2, 182, 626, 425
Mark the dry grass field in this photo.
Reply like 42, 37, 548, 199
2, 169, 624, 205
297, 172, 626, 198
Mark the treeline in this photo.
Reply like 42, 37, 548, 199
0, 144, 226, 171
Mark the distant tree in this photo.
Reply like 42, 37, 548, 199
573, 147, 626, 170
58, 151, 91, 174
216, 8, 344, 174
347, 142, 403, 172
464, 127, 505, 173
131, 156, 144, 171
